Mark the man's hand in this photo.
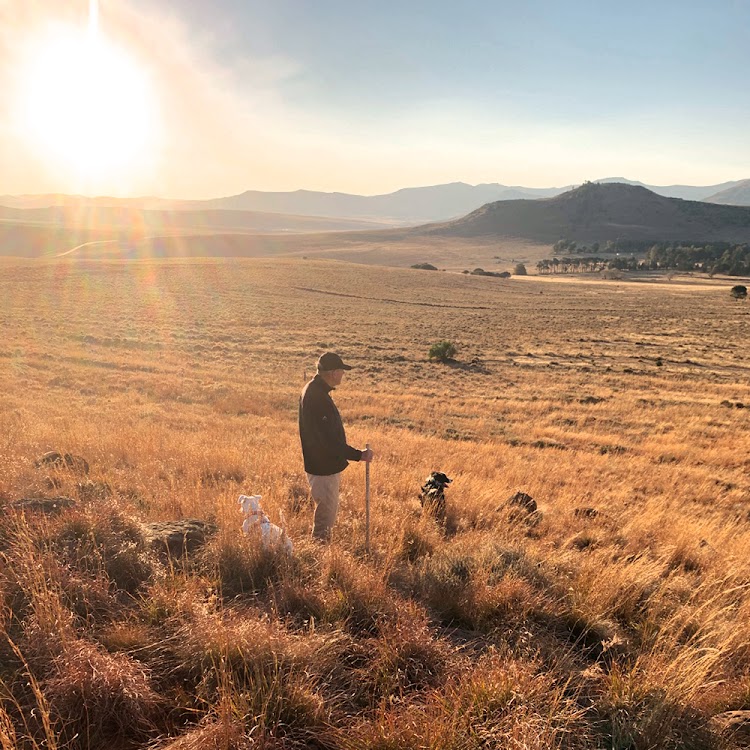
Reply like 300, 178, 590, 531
360, 447, 374, 462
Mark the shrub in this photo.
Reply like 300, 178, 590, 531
44, 640, 162, 747
200, 529, 292, 599
471, 268, 507, 278
513, 263, 528, 275
356, 618, 452, 704
731, 284, 747, 300
322, 551, 399, 636
428, 341, 457, 362
410, 263, 438, 271
52, 504, 156, 595
344, 653, 588, 749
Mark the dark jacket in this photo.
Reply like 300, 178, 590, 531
299, 374, 362, 476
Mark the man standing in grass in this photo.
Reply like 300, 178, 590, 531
299, 352, 374, 541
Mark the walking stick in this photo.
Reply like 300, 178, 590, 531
365, 443, 371, 554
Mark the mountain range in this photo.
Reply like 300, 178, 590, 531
703, 179, 750, 206
4, 182, 750, 259
1, 177, 749, 227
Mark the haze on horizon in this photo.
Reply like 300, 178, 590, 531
1, 0, 748, 200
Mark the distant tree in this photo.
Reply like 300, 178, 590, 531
428, 341, 457, 362
411, 262, 438, 270
513, 263, 528, 276
730, 285, 748, 300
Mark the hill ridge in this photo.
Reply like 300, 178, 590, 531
421, 182, 750, 243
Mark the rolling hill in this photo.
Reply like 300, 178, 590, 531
423, 182, 750, 243
5, 182, 750, 261
592, 177, 744, 201
703, 179, 750, 206
0, 184, 565, 223
3, 177, 747, 227
0, 204, 391, 236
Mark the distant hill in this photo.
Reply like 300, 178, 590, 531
2, 178, 748, 226
5, 182, 750, 260
175, 183, 570, 222
703, 179, 750, 206
0, 204, 390, 235
0, 194, 168, 210
423, 182, 750, 243
0, 183, 568, 223
0, 183, 563, 218
592, 177, 744, 202
0, 224, 115, 258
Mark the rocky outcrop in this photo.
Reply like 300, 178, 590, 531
143, 519, 217, 558
35, 451, 90, 475
9, 496, 77, 514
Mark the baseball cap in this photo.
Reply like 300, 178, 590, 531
317, 352, 353, 371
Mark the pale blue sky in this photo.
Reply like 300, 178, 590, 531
2, 0, 749, 197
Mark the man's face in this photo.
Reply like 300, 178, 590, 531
330, 368, 345, 386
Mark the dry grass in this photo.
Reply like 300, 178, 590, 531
1, 256, 749, 749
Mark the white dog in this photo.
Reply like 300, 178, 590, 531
239, 495, 293, 554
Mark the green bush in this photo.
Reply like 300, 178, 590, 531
428, 341, 457, 362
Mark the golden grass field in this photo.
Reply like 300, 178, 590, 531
1, 256, 750, 749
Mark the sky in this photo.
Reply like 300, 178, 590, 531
1, 0, 749, 198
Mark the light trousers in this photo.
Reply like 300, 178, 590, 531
307, 472, 342, 541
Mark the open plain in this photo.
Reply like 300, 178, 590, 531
1, 257, 750, 749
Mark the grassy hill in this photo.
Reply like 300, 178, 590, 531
704, 179, 750, 206
5, 182, 750, 266
426, 182, 750, 242
1, 257, 750, 749
3, 178, 747, 222
0, 203, 392, 238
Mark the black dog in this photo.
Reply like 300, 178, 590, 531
420, 471, 452, 521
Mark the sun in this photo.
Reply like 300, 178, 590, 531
19, 24, 157, 185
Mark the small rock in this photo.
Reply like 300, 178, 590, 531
10, 496, 77, 514
506, 491, 537, 513
76, 480, 113, 501
35, 451, 90, 475
143, 519, 217, 558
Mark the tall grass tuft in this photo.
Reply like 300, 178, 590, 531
42, 639, 162, 747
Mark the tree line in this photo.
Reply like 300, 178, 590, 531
543, 239, 750, 276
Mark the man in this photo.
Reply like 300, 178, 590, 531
299, 352, 374, 541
